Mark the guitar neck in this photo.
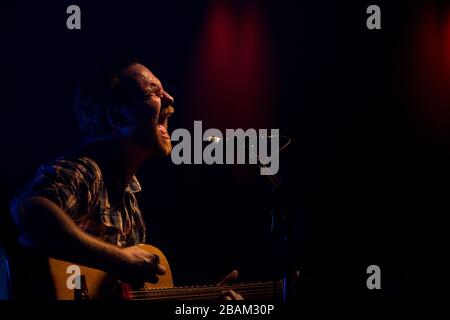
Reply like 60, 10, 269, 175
126, 281, 284, 301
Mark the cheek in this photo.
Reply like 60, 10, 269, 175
144, 100, 161, 121
131, 104, 159, 125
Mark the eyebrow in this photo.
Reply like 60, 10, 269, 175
142, 74, 162, 90
146, 82, 163, 94
141, 83, 164, 100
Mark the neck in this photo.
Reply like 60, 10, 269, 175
125, 281, 284, 301
86, 138, 151, 188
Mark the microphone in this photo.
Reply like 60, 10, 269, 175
205, 136, 222, 144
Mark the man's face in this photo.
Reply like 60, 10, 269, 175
117, 63, 174, 156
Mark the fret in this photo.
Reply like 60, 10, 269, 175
128, 281, 283, 301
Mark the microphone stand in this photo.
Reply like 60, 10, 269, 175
258, 160, 291, 302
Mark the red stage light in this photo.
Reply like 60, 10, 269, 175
187, 1, 275, 131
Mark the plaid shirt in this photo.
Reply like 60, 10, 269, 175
11, 156, 146, 247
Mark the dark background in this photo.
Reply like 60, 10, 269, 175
1, 0, 449, 302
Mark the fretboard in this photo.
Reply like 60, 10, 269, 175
127, 281, 284, 301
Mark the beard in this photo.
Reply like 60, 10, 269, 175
156, 130, 172, 156
132, 121, 172, 158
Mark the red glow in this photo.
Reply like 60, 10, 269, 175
188, 1, 275, 130
411, 3, 450, 136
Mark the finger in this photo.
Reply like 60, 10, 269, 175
217, 270, 239, 286
144, 255, 165, 275
234, 293, 244, 300
227, 290, 243, 300
156, 263, 166, 275
143, 253, 159, 263
222, 290, 243, 300
147, 274, 159, 284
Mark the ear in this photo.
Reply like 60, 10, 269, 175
107, 105, 130, 129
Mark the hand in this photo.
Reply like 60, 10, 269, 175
118, 246, 166, 285
217, 270, 243, 300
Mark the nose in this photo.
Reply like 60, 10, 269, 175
161, 90, 174, 107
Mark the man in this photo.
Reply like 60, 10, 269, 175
10, 59, 242, 299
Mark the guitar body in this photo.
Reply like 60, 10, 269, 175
48, 244, 173, 300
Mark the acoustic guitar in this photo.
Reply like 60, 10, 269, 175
48, 244, 284, 300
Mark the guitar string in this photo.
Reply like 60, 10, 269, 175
128, 281, 282, 294
130, 288, 283, 300
131, 293, 279, 301
130, 288, 282, 298
128, 285, 282, 299
128, 286, 282, 300
130, 290, 282, 301
128, 283, 282, 298
128, 287, 281, 299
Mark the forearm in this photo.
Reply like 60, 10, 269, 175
11, 196, 126, 273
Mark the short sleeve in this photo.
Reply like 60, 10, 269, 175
11, 157, 101, 219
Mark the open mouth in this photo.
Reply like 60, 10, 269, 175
158, 106, 174, 140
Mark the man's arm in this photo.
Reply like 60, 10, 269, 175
11, 196, 165, 284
